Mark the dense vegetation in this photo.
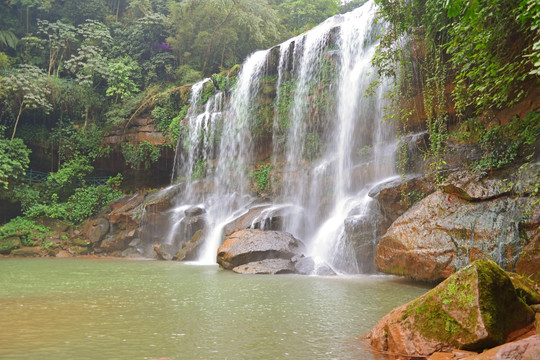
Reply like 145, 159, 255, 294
0, 0, 538, 245
372, 0, 539, 185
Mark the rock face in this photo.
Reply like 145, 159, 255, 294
217, 229, 304, 272
375, 189, 539, 282
516, 233, 540, 283
464, 335, 540, 360
368, 174, 435, 225
368, 260, 534, 358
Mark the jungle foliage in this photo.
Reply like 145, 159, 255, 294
373, 0, 539, 182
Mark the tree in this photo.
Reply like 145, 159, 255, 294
106, 56, 141, 102
167, 0, 280, 75
0, 128, 31, 190
277, 0, 339, 33
2, 64, 52, 143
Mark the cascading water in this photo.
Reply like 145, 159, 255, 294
168, 0, 396, 273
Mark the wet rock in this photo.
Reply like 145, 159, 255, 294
222, 205, 272, 240
249, 204, 303, 232
176, 230, 205, 261
516, 233, 540, 283
217, 229, 304, 270
0, 236, 21, 254
464, 334, 540, 360
344, 202, 383, 274
11, 247, 43, 257
375, 191, 538, 282
55, 250, 72, 258
100, 229, 138, 252
121, 247, 144, 258
293, 256, 315, 275
368, 260, 534, 358
176, 209, 207, 248
232, 259, 296, 274
154, 243, 177, 261
313, 263, 337, 276
441, 171, 510, 201
368, 174, 435, 224
185, 206, 205, 217
507, 272, 540, 305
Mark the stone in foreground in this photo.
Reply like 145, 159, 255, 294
464, 334, 540, 360
232, 259, 296, 274
217, 229, 304, 271
368, 260, 534, 358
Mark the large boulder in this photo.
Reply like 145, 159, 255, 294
375, 190, 539, 282
217, 229, 304, 270
368, 260, 534, 358
80, 217, 110, 245
154, 243, 177, 261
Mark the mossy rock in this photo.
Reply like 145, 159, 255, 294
11, 247, 44, 257
70, 238, 91, 247
507, 272, 540, 305
68, 246, 90, 255
369, 260, 534, 357
0, 236, 21, 254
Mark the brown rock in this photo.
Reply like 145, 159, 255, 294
176, 230, 205, 261
516, 233, 540, 283
217, 229, 304, 270
368, 260, 534, 358
222, 205, 272, 240
368, 174, 435, 224
81, 217, 110, 244
465, 334, 540, 360
441, 171, 509, 201
100, 229, 138, 252
375, 191, 537, 282
154, 243, 177, 261
55, 250, 72, 258
11, 247, 43, 257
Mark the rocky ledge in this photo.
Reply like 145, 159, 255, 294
375, 169, 540, 282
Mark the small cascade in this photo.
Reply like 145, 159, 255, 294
166, 0, 396, 273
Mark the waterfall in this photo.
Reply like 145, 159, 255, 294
168, 0, 394, 273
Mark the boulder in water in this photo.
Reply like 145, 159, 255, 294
154, 243, 177, 261
368, 260, 534, 358
232, 259, 296, 274
176, 230, 205, 261
293, 255, 315, 275
217, 229, 304, 271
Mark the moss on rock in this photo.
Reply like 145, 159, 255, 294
369, 260, 534, 357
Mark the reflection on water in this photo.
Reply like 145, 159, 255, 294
0, 258, 429, 359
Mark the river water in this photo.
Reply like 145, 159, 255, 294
0, 258, 428, 359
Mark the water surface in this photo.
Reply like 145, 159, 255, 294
0, 258, 429, 359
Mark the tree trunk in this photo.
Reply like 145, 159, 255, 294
10, 101, 25, 145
